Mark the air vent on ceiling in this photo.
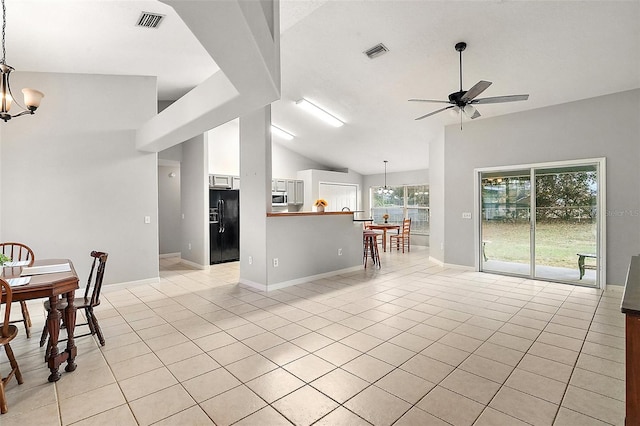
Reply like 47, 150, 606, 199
364, 43, 389, 59
136, 12, 165, 28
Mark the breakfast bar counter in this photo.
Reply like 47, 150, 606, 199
267, 211, 354, 217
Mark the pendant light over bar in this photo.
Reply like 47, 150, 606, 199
0, 0, 44, 122
271, 125, 294, 140
377, 160, 393, 195
295, 99, 344, 127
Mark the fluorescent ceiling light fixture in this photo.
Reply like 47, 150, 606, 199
271, 125, 294, 140
295, 99, 344, 127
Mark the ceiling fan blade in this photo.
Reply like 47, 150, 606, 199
460, 80, 492, 102
408, 99, 452, 104
472, 94, 529, 104
415, 105, 455, 120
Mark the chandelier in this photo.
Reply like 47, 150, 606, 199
377, 160, 393, 195
0, 0, 44, 122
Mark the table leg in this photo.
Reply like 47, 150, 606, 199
46, 296, 62, 382
382, 230, 387, 252
64, 290, 77, 373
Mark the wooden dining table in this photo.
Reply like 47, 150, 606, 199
1, 259, 79, 382
367, 223, 401, 252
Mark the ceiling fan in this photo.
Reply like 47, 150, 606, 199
410, 42, 529, 124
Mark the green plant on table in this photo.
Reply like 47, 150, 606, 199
0, 253, 11, 265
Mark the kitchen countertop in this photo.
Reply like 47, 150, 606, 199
267, 211, 354, 217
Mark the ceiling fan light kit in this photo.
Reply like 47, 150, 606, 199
409, 41, 528, 128
0, 0, 44, 122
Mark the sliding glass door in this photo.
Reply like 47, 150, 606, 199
534, 165, 598, 283
479, 160, 602, 287
481, 170, 532, 277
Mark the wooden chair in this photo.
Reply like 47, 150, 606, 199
40, 251, 108, 352
0, 243, 34, 338
390, 218, 412, 253
1, 278, 24, 414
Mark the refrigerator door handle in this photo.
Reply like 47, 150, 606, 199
219, 199, 225, 233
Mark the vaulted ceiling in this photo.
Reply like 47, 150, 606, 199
7, 0, 640, 175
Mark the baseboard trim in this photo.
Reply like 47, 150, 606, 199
428, 256, 475, 271
428, 256, 444, 267
103, 277, 160, 289
444, 263, 475, 271
238, 278, 267, 292
239, 265, 364, 292
159, 252, 180, 259
180, 258, 207, 270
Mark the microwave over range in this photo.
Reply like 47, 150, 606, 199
272, 191, 287, 206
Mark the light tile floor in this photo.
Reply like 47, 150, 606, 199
1, 247, 626, 425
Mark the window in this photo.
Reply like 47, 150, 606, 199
370, 184, 430, 235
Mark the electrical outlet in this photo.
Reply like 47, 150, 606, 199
273, 258, 279, 267
338, 248, 343, 256
144, 216, 151, 224
248, 256, 253, 265
188, 243, 192, 250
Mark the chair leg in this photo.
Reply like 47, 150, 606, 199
4, 343, 23, 385
44, 337, 51, 362
0, 381, 6, 414
39, 323, 49, 347
19, 301, 32, 338
85, 309, 97, 336
363, 237, 369, 268
2, 342, 24, 413
88, 308, 105, 346
371, 237, 380, 268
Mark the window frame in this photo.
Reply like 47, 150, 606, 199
370, 184, 430, 235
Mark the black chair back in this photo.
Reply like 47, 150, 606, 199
84, 251, 108, 307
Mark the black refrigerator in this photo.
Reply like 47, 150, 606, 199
209, 189, 240, 264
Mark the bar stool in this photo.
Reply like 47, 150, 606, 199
363, 230, 381, 268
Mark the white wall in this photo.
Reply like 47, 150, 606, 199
0, 72, 158, 284
158, 165, 181, 255
429, 130, 446, 262
207, 118, 328, 179
272, 142, 327, 179
208, 119, 240, 176
435, 89, 640, 286
239, 107, 272, 286
180, 134, 209, 266
266, 215, 362, 286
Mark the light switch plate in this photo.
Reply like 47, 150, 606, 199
462, 212, 472, 219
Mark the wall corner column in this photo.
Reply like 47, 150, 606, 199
239, 106, 272, 289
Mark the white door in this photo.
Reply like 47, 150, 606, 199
319, 183, 358, 212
